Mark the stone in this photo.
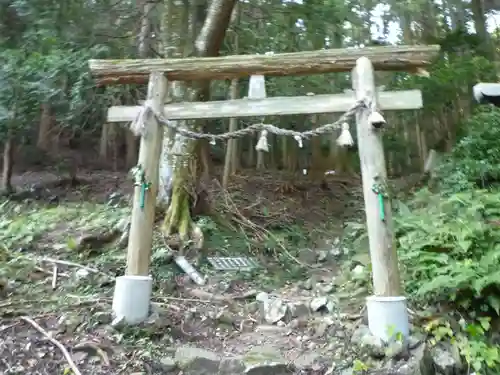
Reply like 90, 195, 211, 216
320, 283, 335, 293
298, 248, 317, 264
314, 320, 329, 337
360, 334, 385, 358
219, 357, 245, 374
385, 340, 406, 359
352, 325, 385, 358
391, 342, 434, 375
255, 325, 291, 335
160, 357, 177, 371
293, 352, 326, 371
174, 346, 221, 375
243, 347, 292, 375
263, 298, 288, 324
430, 343, 463, 375
75, 269, 90, 280
351, 324, 371, 345
408, 333, 424, 350
93, 311, 112, 325
255, 292, 270, 303
317, 250, 328, 262
301, 278, 314, 290
352, 264, 365, 276
352, 253, 371, 268
310, 296, 328, 312
287, 301, 310, 319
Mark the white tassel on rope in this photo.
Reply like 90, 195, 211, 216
336, 122, 354, 147
368, 111, 386, 128
255, 130, 269, 152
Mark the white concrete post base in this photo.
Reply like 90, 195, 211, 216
366, 295, 410, 343
112, 275, 153, 324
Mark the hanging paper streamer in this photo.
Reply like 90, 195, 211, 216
336, 122, 354, 147
294, 135, 303, 148
255, 130, 269, 152
248, 75, 267, 99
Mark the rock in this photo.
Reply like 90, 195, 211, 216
430, 343, 463, 375
360, 334, 385, 358
385, 340, 406, 359
174, 346, 221, 375
256, 292, 288, 324
255, 325, 291, 335
351, 325, 371, 345
310, 296, 328, 312
352, 264, 365, 276
317, 250, 328, 262
408, 333, 425, 350
298, 248, 317, 264
255, 292, 270, 303
75, 269, 90, 280
391, 342, 434, 375
320, 283, 335, 293
287, 301, 310, 319
293, 352, 326, 371
352, 325, 385, 358
93, 311, 112, 325
220, 357, 245, 374
314, 320, 330, 338
301, 278, 314, 290
160, 357, 177, 371
263, 298, 288, 324
243, 347, 292, 375
352, 250, 370, 265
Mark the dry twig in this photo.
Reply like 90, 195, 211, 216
20, 316, 83, 375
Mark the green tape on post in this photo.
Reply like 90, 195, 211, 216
377, 193, 385, 221
132, 165, 151, 211
372, 183, 386, 222
139, 182, 151, 209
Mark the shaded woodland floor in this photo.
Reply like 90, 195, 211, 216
0, 163, 393, 375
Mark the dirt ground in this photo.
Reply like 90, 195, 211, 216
0, 167, 370, 375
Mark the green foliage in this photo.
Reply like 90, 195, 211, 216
395, 189, 500, 315
437, 106, 500, 192
425, 317, 500, 374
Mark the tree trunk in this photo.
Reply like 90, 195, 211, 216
37, 102, 55, 150
159, 0, 237, 245
99, 123, 111, 160
1, 137, 14, 193
471, 0, 494, 59
125, 130, 138, 168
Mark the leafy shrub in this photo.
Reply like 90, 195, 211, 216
437, 106, 500, 192
395, 189, 500, 315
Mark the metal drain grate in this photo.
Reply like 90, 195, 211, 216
207, 257, 258, 271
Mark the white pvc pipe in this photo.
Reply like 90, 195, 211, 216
366, 295, 409, 342
112, 275, 153, 324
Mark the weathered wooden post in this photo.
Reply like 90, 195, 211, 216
112, 72, 168, 324
352, 57, 408, 342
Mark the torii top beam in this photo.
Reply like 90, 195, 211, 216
89, 45, 440, 86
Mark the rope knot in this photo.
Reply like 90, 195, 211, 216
130, 100, 154, 136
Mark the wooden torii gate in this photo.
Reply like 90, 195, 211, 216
88, 45, 439, 341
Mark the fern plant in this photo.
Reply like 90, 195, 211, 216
395, 189, 500, 315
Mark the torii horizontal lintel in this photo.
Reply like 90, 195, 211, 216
107, 89, 422, 122
90, 45, 440, 84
